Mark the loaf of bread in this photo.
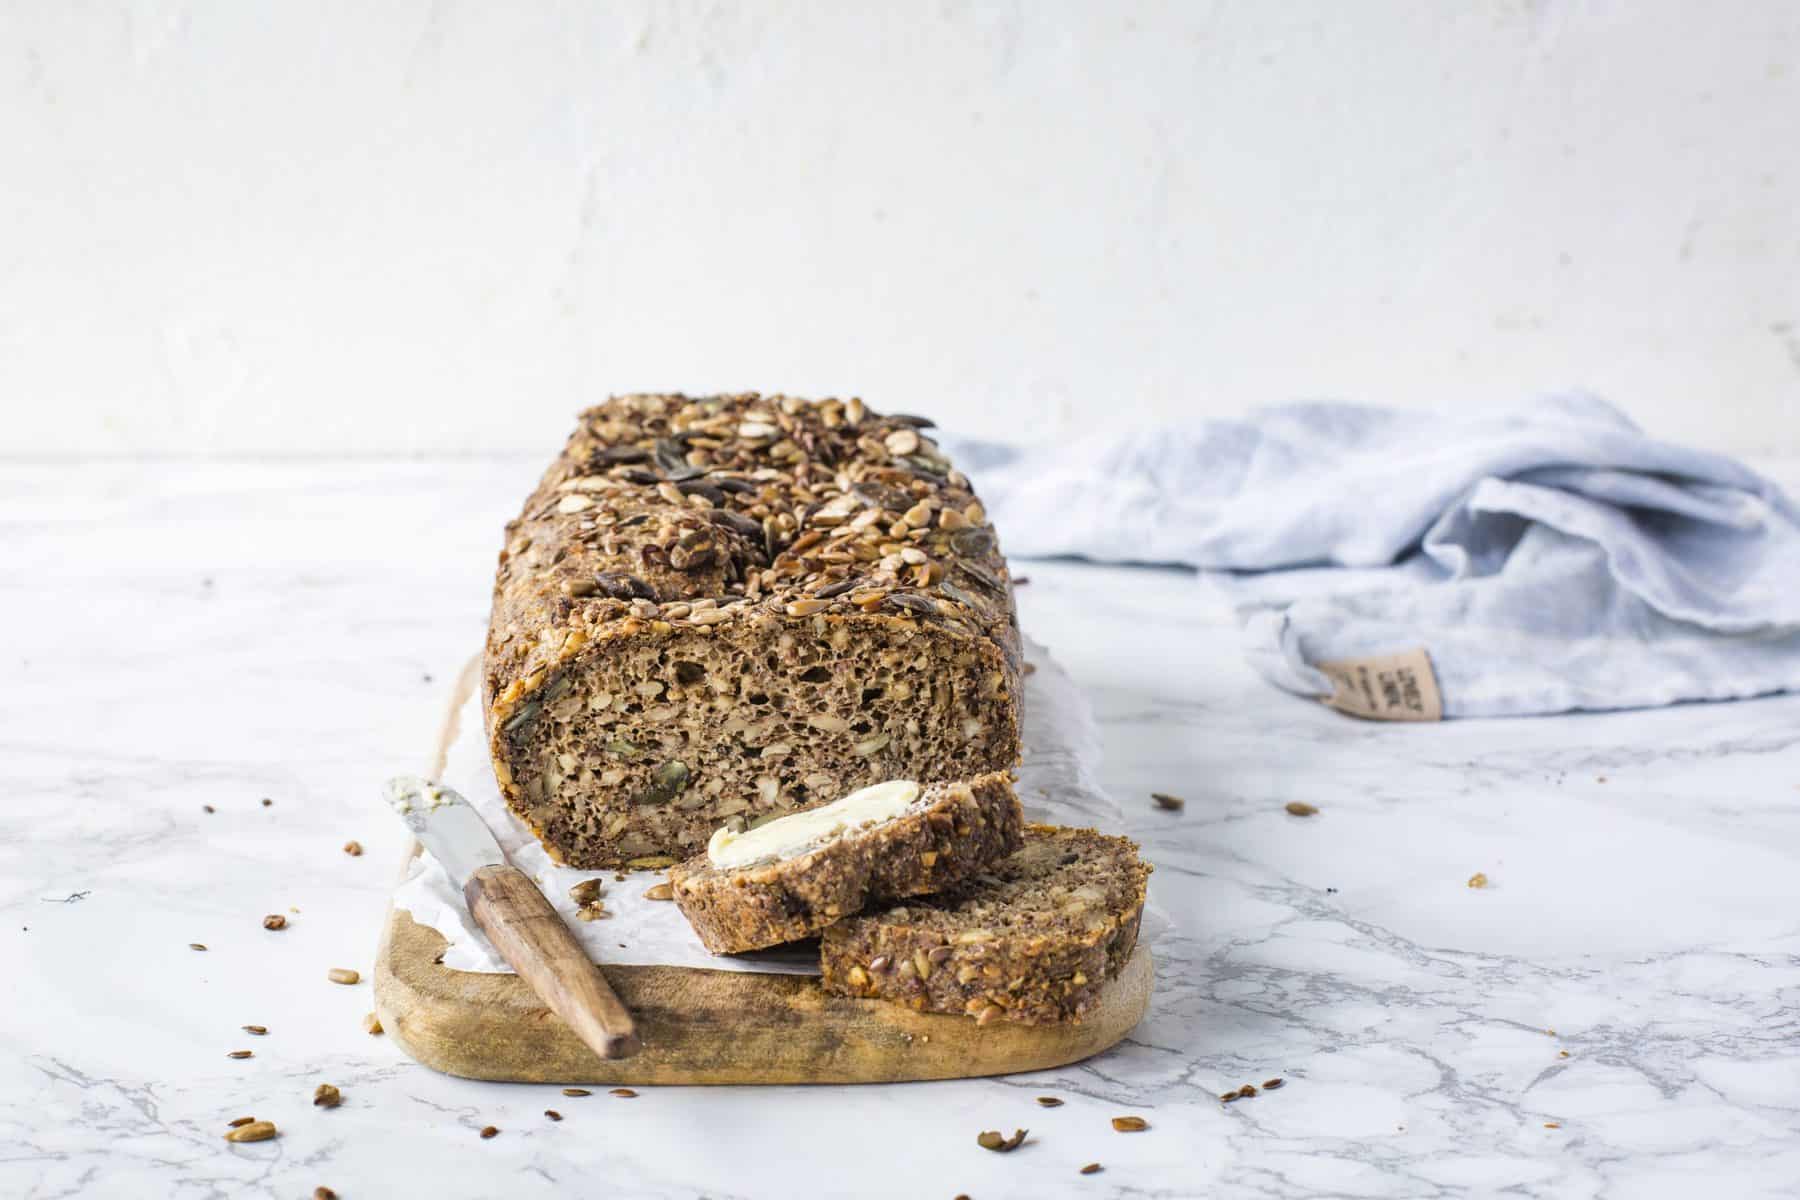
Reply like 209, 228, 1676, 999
668, 773, 1024, 954
818, 826, 1151, 1025
483, 394, 1024, 868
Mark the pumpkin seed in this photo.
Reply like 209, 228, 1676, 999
977, 1128, 1028, 1152
887, 593, 937, 616
605, 738, 642, 759
502, 701, 541, 735
635, 761, 690, 805
227, 1116, 256, 1128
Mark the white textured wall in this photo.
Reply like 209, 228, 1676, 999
4, 1, 1799, 457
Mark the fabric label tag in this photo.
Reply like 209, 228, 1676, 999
1317, 648, 1444, 722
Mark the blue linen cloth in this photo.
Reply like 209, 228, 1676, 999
945, 394, 1800, 717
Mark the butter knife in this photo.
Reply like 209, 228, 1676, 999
385, 776, 641, 1060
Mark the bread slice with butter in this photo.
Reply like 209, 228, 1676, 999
668, 772, 1023, 954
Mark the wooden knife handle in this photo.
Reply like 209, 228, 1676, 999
463, 864, 641, 1060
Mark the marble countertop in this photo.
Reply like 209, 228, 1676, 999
6, 458, 1800, 1199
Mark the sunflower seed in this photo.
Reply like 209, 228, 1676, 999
1284, 801, 1319, 817
242, 1024, 267, 1035
223, 1120, 277, 1143
596, 571, 657, 601
327, 968, 360, 985
1151, 793, 1185, 812
1262, 1077, 1283, 1089
644, 883, 674, 901
814, 577, 859, 599
544, 1109, 562, 1121
561, 1088, 591, 1096
227, 1050, 253, 1059
625, 856, 676, 870
1035, 1096, 1064, 1108
569, 879, 604, 906
480, 1125, 499, 1139
1079, 1163, 1102, 1174
262, 914, 287, 931
884, 428, 921, 456
228, 1116, 256, 1128
190, 943, 207, 951
313, 1083, 341, 1108
610, 1088, 637, 1098
315, 1188, 339, 1200
887, 412, 937, 429
1111, 1116, 1149, 1131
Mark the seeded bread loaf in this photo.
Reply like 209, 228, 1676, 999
668, 773, 1025, 954
819, 825, 1151, 1025
483, 394, 1024, 869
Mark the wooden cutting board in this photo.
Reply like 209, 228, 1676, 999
372, 660, 1153, 1085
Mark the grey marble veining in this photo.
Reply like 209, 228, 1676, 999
4, 459, 1799, 1199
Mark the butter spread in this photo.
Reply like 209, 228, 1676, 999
707, 780, 921, 869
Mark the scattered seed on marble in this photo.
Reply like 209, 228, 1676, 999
610, 1088, 637, 1098
190, 943, 207, 951
224, 1120, 277, 1143
1263, 1078, 1284, 1090
1151, 793, 1185, 811
342, 841, 363, 857
575, 903, 610, 922
1080, 1162, 1103, 1174
227, 1050, 253, 1059
1285, 801, 1319, 816
328, 968, 360, 985
1467, 872, 1489, 889
261, 798, 273, 807
1112, 1116, 1149, 1131
203, 805, 215, 814
1545, 1121, 1561, 1129
562, 1088, 591, 1097
480, 1125, 499, 1139
977, 1128, 1027, 1152
227, 1116, 256, 1128
262, 914, 287, 930
314, 1188, 339, 1200
1559, 1050, 1570, 1058
362, 1012, 383, 1035
569, 879, 604, 906
544, 1109, 562, 1121
1238, 1084, 1258, 1098
313, 1083, 341, 1108
242, 1025, 267, 1035
644, 883, 674, 901
1036, 1096, 1064, 1108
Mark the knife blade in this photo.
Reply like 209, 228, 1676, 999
385, 775, 641, 1060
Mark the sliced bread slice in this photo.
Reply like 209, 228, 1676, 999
819, 824, 1151, 1025
669, 772, 1024, 954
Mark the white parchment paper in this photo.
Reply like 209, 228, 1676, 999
392, 637, 1155, 975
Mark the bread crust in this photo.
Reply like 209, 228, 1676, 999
482, 394, 1023, 867
667, 772, 1024, 954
